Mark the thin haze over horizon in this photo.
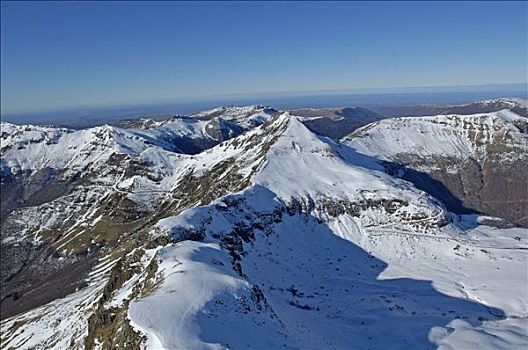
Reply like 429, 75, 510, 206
1, 1, 527, 114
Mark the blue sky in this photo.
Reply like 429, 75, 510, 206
1, 1, 527, 113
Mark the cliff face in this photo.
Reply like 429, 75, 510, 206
384, 156, 528, 227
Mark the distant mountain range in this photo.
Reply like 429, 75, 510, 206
2, 83, 526, 128
1, 98, 527, 349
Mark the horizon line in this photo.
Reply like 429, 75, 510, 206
2, 82, 527, 116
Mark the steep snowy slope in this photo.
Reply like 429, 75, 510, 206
130, 203, 527, 349
0, 122, 73, 156
1, 109, 526, 350
1, 106, 275, 176
0, 111, 289, 345
2, 125, 150, 175
346, 109, 527, 160
344, 108, 528, 227
0, 106, 277, 321
0, 106, 276, 233
121, 105, 275, 154
123, 114, 527, 350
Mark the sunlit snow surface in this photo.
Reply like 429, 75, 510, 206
128, 114, 527, 349
129, 194, 527, 349
345, 109, 528, 161
1, 106, 527, 349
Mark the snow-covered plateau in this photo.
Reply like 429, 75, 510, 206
1, 101, 527, 349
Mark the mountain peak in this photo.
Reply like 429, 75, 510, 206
1, 103, 526, 350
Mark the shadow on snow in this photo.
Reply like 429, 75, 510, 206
170, 185, 505, 350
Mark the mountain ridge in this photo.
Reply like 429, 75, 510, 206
1, 99, 527, 349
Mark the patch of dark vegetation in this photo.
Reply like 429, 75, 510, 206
0, 167, 81, 220
288, 300, 317, 311
370, 100, 528, 119
220, 230, 249, 277
382, 154, 528, 228
513, 118, 528, 133
145, 235, 173, 249
100, 193, 151, 223
170, 158, 249, 210
0, 242, 101, 320
382, 160, 477, 215
294, 107, 381, 140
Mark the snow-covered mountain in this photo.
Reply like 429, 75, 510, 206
344, 105, 528, 227
1, 101, 527, 349
0, 106, 275, 217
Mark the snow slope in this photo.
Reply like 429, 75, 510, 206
341, 106, 528, 227
344, 109, 528, 161
0, 106, 275, 177
127, 114, 527, 349
129, 189, 527, 349
129, 241, 288, 350
1, 108, 526, 350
